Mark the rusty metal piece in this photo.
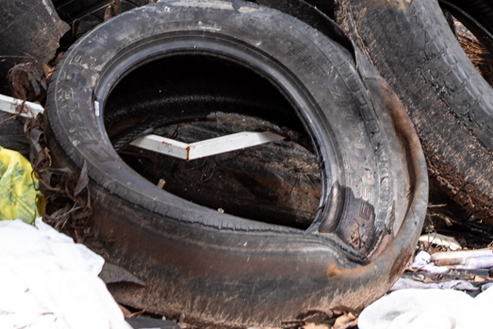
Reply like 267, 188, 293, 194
130, 131, 284, 160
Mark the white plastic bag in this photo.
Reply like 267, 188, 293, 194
0, 218, 131, 329
358, 285, 493, 329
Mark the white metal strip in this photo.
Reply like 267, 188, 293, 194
131, 134, 189, 159
130, 131, 284, 160
0, 94, 44, 118
0, 94, 285, 160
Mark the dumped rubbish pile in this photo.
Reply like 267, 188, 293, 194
0, 0, 493, 328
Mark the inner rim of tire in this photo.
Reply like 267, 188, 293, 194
103, 54, 324, 229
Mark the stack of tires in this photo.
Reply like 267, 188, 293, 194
25, 0, 493, 327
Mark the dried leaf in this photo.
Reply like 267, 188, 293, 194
104, 0, 122, 20
104, 2, 113, 21
27, 117, 92, 238
423, 276, 437, 283
127, 308, 146, 318
333, 313, 357, 329
74, 160, 88, 197
474, 275, 486, 283
118, 304, 132, 317
43, 64, 55, 84
113, 0, 122, 15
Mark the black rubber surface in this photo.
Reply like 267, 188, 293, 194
52, 0, 149, 24
51, 0, 335, 23
0, 0, 67, 95
337, 0, 493, 223
126, 317, 179, 329
44, 0, 427, 327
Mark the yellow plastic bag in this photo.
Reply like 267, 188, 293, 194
0, 146, 44, 224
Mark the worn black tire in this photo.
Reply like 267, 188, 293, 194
0, 0, 67, 95
337, 0, 493, 223
51, 0, 334, 24
45, 1, 427, 327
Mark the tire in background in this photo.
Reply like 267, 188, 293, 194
0, 0, 68, 96
51, 0, 335, 24
336, 0, 493, 224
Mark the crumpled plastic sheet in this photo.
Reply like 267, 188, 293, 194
410, 251, 449, 273
358, 284, 493, 329
0, 218, 131, 329
0, 146, 44, 224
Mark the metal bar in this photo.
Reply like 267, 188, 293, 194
130, 134, 189, 159
0, 94, 44, 118
0, 94, 285, 160
130, 131, 284, 160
